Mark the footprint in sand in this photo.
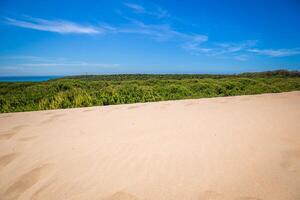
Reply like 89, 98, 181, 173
31, 181, 53, 200
215, 100, 228, 104
239, 97, 251, 102
199, 190, 225, 200
40, 113, 64, 124
0, 153, 19, 171
83, 109, 94, 112
0, 133, 15, 140
199, 190, 261, 200
0, 125, 27, 140
128, 105, 141, 110
159, 103, 170, 109
236, 197, 262, 200
185, 102, 195, 106
108, 192, 139, 200
280, 137, 300, 174
18, 136, 37, 142
4, 164, 53, 200
281, 149, 300, 173
43, 112, 56, 115
0, 115, 12, 119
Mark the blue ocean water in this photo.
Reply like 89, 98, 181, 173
0, 76, 62, 82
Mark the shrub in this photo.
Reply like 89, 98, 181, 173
0, 72, 299, 113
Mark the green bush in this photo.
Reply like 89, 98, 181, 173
0, 71, 300, 113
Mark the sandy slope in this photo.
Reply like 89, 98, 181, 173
0, 92, 300, 200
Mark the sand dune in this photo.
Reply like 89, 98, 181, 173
0, 92, 300, 200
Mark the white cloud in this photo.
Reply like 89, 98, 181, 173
2, 14, 208, 52
0, 56, 119, 69
20, 62, 119, 68
248, 48, 300, 57
215, 40, 257, 53
154, 7, 170, 19
0, 55, 65, 63
234, 55, 249, 61
3, 12, 299, 60
124, 2, 170, 19
124, 3, 145, 13
101, 19, 208, 44
3, 17, 102, 34
184, 40, 258, 57
183, 37, 210, 54
110, 21, 176, 40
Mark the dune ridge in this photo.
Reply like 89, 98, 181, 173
0, 92, 300, 200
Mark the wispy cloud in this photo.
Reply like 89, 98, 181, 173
19, 62, 120, 68
183, 40, 256, 58
106, 21, 177, 40
215, 40, 257, 53
234, 55, 249, 61
121, 3, 300, 59
124, 3, 145, 13
3, 16, 102, 34
2, 7, 299, 61
100, 19, 208, 50
0, 55, 64, 62
0, 55, 119, 68
124, 2, 170, 19
182, 36, 210, 55
2, 14, 207, 50
248, 48, 300, 57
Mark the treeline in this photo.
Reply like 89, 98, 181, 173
0, 70, 300, 113
239, 70, 300, 78
61, 70, 300, 81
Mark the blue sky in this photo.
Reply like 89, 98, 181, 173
0, 0, 300, 75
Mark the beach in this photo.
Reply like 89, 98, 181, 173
0, 91, 300, 200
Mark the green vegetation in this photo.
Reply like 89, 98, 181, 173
1, 70, 300, 113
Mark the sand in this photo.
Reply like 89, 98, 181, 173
0, 91, 300, 200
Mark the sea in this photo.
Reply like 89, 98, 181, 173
0, 76, 62, 82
